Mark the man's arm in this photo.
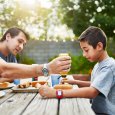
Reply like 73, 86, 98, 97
0, 55, 71, 79
0, 60, 42, 79
0, 78, 13, 83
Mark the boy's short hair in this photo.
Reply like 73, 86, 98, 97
0, 27, 29, 42
78, 26, 107, 50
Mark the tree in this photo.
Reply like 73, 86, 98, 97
0, 0, 52, 40
58, 0, 115, 40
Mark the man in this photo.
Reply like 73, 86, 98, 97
0, 27, 29, 83
0, 55, 71, 79
0, 27, 71, 80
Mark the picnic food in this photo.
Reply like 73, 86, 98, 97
31, 81, 47, 87
54, 84, 72, 90
18, 82, 30, 88
35, 83, 41, 88
0, 82, 10, 88
17, 81, 47, 88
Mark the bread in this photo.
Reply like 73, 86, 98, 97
54, 84, 72, 90
18, 82, 30, 88
38, 81, 47, 85
35, 83, 41, 88
31, 81, 47, 87
0, 82, 10, 88
17, 81, 47, 88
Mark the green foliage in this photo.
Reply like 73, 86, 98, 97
58, 0, 115, 40
70, 55, 95, 74
49, 54, 95, 74
16, 54, 35, 65
108, 50, 115, 59
0, 0, 52, 40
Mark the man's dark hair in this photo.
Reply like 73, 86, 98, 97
78, 26, 107, 50
0, 27, 29, 42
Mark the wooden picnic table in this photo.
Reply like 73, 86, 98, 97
0, 76, 95, 115
0, 89, 95, 115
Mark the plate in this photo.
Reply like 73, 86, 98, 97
0, 91, 6, 98
12, 86, 39, 93
0, 83, 15, 90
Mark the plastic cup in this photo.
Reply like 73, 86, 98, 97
13, 79, 20, 85
51, 74, 61, 87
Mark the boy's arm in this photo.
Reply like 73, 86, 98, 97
39, 86, 99, 99
63, 87, 99, 98
74, 80, 90, 87
62, 80, 90, 87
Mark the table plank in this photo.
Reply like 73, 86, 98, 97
76, 98, 95, 115
22, 94, 58, 115
0, 89, 15, 105
0, 92, 37, 115
59, 98, 95, 115
0, 75, 95, 115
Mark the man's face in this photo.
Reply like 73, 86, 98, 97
80, 41, 102, 62
6, 32, 27, 55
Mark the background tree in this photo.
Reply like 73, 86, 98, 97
0, 0, 52, 40
0, 0, 74, 41
58, 0, 115, 41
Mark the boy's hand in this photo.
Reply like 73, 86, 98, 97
61, 79, 76, 85
39, 86, 56, 98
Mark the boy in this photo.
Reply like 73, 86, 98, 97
39, 26, 115, 115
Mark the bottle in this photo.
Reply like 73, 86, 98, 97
32, 77, 38, 81
59, 53, 69, 78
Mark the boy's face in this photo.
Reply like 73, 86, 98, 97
80, 41, 103, 62
6, 32, 27, 56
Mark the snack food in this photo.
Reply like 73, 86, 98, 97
17, 80, 47, 89
38, 81, 47, 85
18, 82, 30, 88
35, 83, 41, 88
54, 84, 72, 90
0, 82, 10, 88
31, 81, 47, 87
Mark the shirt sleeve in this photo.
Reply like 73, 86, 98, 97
91, 66, 114, 97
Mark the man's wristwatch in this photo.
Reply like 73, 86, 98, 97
56, 90, 63, 99
42, 64, 49, 77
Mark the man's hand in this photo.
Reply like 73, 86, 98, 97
39, 86, 56, 98
48, 55, 71, 74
